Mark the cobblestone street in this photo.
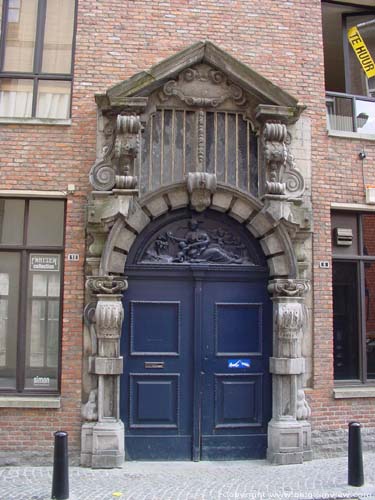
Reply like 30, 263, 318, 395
1, 453, 375, 500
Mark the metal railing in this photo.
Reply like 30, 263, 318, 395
326, 91, 375, 134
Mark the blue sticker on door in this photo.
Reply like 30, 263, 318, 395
228, 359, 251, 369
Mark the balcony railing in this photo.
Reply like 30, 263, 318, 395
326, 91, 375, 134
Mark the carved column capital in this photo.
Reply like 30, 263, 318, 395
86, 276, 128, 295
95, 295, 124, 340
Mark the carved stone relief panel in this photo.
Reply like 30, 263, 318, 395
134, 210, 264, 266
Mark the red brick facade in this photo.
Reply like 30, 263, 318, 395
1, 0, 374, 462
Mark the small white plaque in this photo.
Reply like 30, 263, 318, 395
319, 261, 330, 269
67, 254, 80, 261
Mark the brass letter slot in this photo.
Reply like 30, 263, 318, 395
144, 361, 165, 369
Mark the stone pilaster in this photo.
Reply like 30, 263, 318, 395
81, 277, 127, 468
267, 278, 311, 464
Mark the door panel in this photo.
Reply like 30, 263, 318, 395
121, 276, 194, 460
121, 271, 271, 460
201, 278, 272, 459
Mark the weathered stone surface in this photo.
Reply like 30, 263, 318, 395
91, 421, 124, 468
126, 208, 150, 233
260, 232, 284, 256
143, 195, 169, 217
211, 192, 233, 212
167, 188, 189, 210
267, 419, 304, 465
115, 228, 136, 252
269, 357, 305, 375
229, 198, 254, 222
107, 250, 127, 274
91, 357, 123, 375
247, 212, 274, 237
268, 255, 289, 276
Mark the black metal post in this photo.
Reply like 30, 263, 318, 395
348, 422, 364, 487
51, 431, 69, 500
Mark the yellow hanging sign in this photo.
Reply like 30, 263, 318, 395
348, 26, 375, 78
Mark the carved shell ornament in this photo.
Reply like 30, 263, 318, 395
160, 64, 247, 108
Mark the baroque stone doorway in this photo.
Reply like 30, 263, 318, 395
81, 41, 313, 467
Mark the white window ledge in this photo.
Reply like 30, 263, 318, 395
328, 129, 375, 141
0, 396, 61, 408
0, 189, 67, 198
0, 117, 71, 126
333, 386, 375, 399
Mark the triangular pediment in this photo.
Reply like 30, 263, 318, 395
96, 41, 301, 117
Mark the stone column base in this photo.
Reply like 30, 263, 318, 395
81, 420, 124, 468
301, 420, 313, 461
267, 418, 304, 465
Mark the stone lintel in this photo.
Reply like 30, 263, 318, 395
89, 356, 123, 375
269, 357, 305, 375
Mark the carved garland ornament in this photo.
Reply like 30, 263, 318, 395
262, 122, 305, 198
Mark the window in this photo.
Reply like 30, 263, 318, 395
0, 198, 65, 393
322, 1, 375, 133
332, 212, 375, 383
0, 0, 76, 119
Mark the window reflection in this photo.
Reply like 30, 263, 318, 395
26, 267, 60, 390
333, 261, 359, 380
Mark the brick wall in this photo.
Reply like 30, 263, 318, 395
1, 0, 374, 461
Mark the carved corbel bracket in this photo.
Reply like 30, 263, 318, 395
257, 104, 305, 202
89, 114, 142, 192
186, 172, 217, 212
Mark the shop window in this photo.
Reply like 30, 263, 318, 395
322, 1, 375, 133
0, 198, 65, 393
332, 212, 375, 382
0, 0, 76, 119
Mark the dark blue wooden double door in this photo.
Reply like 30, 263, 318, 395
120, 267, 272, 461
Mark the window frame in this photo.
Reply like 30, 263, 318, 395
0, 197, 65, 395
332, 211, 375, 385
0, 0, 78, 120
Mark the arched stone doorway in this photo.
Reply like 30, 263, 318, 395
81, 41, 313, 468
121, 207, 272, 460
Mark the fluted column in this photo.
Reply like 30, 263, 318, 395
267, 279, 312, 464
81, 276, 127, 468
